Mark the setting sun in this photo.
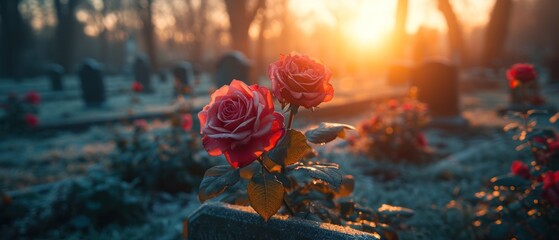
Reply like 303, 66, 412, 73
343, 2, 396, 47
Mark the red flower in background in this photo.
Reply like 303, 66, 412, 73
133, 119, 148, 131
181, 114, 193, 132
387, 99, 399, 110
416, 132, 428, 148
542, 171, 559, 207
198, 80, 285, 168
24, 114, 39, 128
506, 64, 536, 88
24, 91, 41, 105
511, 160, 530, 180
268, 52, 333, 109
530, 95, 546, 106
132, 82, 144, 92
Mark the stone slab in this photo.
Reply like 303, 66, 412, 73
187, 202, 377, 240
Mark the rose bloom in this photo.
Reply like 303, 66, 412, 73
542, 170, 559, 207
24, 114, 39, 127
511, 160, 530, 180
506, 63, 536, 88
387, 99, 399, 110
268, 52, 333, 109
132, 82, 144, 92
24, 91, 41, 105
416, 132, 428, 148
181, 114, 193, 132
133, 119, 148, 132
198, 80, 285, 168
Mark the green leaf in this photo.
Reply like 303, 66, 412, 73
305, 122, 355, 144
491, 175, 528, 188
268, 129, 312, 166
294, 163, 343, 189
198, 165, 240, 203
377, 204, 415, 219
247, 170, 284, 221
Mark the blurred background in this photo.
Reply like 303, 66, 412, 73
1, 0, 558, 82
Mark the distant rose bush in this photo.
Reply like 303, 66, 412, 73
507, 63, 536, 89
181, 114, 193, 132
24, 91, 41, 105
268, 52, 333, 109
543, 170, 559, 207
198, 80, 284, 168
24, 114, 39, 127
132, 82, 144, 92
511, 160, 530, 180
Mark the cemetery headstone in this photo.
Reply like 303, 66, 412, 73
78, 59, 106, 108
549, 55, 559, 84
216, 51, 251, 87
47, 64, 64, 91
188, 202, 374, 240
411, 60, 460, 117
133, 55, 152, 92
386, 63, 411, 86
173, 61, 193, 96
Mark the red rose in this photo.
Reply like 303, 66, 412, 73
132, 82, 144, 92
416, 132, 428, 148
24, 91, 41, 105
542, 171, 559, 207
511, 160, 530, 180
506, 64, 536, 87
387, 99, 399, 110
401, 102, 413, 111
198, 80, 285, 168
550, 139, 559, 152
268, 52, 333, 109
181, 114, 193, 132
24, 114, 39, 127
133, 119, 148, 131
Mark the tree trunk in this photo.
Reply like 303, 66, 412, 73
438, 0, 465, 65
0, 0, 30, 79
392, 0, 408, 58
141, 0, 157, 71
223, 0, 265, 57
482, 0, 513, 67
54, 0, 79, 73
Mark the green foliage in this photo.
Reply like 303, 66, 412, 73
471, 111, 559, 239
352, 97, 433, 163
198, 165, 240, 202
111, 125, 214, 193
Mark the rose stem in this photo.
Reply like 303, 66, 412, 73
286, 106, 297, 130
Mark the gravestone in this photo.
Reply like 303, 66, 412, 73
216, 51, 251, 87
411, 60, 459, 117
133, 55, 152, 92
386, 63, 411, 86
173, 61, 193, 96
188, 202, 375, 240
549, 55, 559, 84
78, 59, 106, 108
47, 64, 64, 91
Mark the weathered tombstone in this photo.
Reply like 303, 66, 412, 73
411, 60, 459, 117
133, 55, 152, 92
172, 61, 193, 96
78, 59, 106, 108
216, 51, 251, 87
549, 55, 559, 84
47, 64, 64, 91
386, 63, 411, 86
411, 60, 467, 127
188, 202, 374, 240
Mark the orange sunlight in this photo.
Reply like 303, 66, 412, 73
342, 2, 396, 47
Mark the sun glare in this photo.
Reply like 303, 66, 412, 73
343, 2, 396, 47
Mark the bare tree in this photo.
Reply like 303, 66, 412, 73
482, 0, 513, 67
137, 0, 157, 71
223, 0, 266, 57
185, 0, 209, 64
0, 0, 32, 79
392, 0, 408, 58
54, 0, 80, 72
437, 0, 465, 64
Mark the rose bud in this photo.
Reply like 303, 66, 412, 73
506, 63, 536, 87
132, 82, 144, 92
24, 91, 41, 105
511, 160, 530, 180
24, 114, 39, 128
268, 52, 333, 109
542, 170, 559, 207
181, 114, 193, 132
198, 80, 285, 168
416, 132, 428, 148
